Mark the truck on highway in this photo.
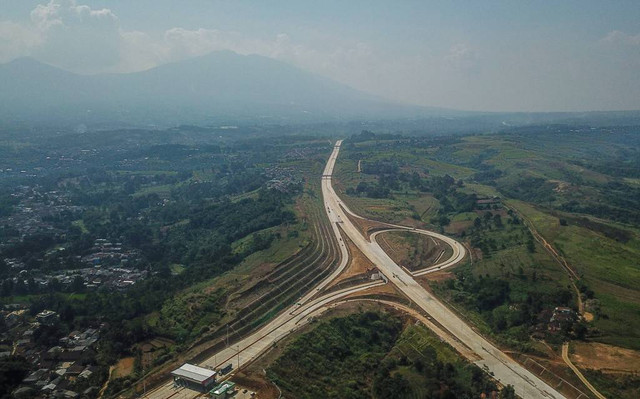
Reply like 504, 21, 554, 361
218, 363, 233, 375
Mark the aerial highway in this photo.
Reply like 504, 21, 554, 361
144, 279, 385, 399
323, 140, 566, 399
145, 140, 567, 399
369, 228, 465, 276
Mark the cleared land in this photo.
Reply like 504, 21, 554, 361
378, 230, 453, 272
571, 341, 640, 374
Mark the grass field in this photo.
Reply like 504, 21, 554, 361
0, 292, 87, 305
336, 135, 640, 355
133, 184, 173, 198
512, 200, 640, 349
168, 264, 185, 275
72, 219, 89, 233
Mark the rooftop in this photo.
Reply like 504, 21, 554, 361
211, 381, 236, 395
170, 363, 216, 384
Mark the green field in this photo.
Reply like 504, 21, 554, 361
334, 131, 640, 357
512, 200, 640, 349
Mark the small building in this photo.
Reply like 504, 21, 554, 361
170, 363, 217, 392
548, 306, 576, 332
5, 310, 26, 327
36, 310, 59, 326
13, 386, 34, 399
41, 383, 56, 392
210, 381, 236, 399
23, 369, 50, 385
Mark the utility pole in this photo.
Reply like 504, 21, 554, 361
142, 351, 146, 397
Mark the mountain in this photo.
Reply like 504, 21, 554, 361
0, 52, 441, 126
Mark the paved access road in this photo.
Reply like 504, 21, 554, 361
369, 228, 465, 276
323, 140, 566, 399
144, 253, 384, 399
145, 140, 566, 399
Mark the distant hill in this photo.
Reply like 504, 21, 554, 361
0, 51, 445, 126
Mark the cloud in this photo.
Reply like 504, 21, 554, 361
0, 0, 375, 79
444, 43, 478, 73
0, 21, 42, 62
0, 0, 125, 72
599, 30, 640, 46
30, 0, 118, 30
29, 0, 122, 73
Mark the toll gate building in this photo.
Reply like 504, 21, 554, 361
171, 363, 217, 392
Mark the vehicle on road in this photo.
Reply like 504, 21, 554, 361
218, 363, 233, 375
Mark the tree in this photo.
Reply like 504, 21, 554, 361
374, 373, 411, 399
0, 258, 7, 278
474, 217, 483, 229
500, 385, 517, 399
0, 356, 30, 398
70, 276, 85, 293
573, 321, 588, 340
437, 215, 450, 227
526, 239, 536, 253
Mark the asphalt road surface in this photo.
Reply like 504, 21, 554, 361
144, 276, 383, 398
144, 140, 566, 399
323, 140, 566, 399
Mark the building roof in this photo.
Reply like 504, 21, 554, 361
170, 363, 216, 384
36, 310, 57, 318
211, 381, 236, 395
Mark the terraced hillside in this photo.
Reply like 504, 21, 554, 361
223, 201, 341, 340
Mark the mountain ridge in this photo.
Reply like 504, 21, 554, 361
0, 52, 442, 125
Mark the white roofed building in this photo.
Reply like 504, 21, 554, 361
170, 363, 217, 392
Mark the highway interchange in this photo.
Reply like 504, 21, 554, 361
145, 140, 567, 399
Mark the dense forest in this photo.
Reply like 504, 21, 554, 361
268, 311, 508, 399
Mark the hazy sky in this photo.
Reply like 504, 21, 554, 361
1, 0, 639, 112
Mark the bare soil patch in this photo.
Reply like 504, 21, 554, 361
378, 230, 449, 271
341, 282, 411, 308
571, 342, 640, 374
327, 231, 375, 288
341, 207, 390, 239
424, 271, 455, 282
112, 357, 135, 379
